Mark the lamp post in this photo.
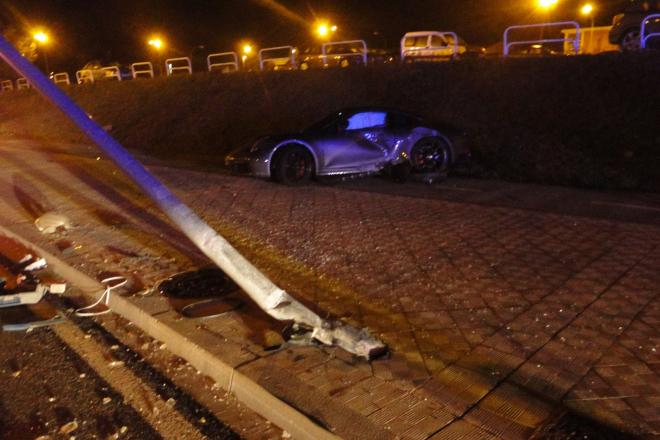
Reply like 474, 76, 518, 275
536, 0, 559, 42
33, 31, 50, 74
581, 3, 596, 54
241, 43, 253, 69
148, 37, 165, 75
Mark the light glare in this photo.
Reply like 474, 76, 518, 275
537, 0, 559, 9
33, 31, 48, 44
148, 38, 164, 50
581, 3, 594, 15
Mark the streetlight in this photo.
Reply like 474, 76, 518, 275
315, 21, 337, 39
537, 0, 559, 9
147, 36, 165, 75
148, 37, 164, 50
241, 43, 254, 68
581, 3, 596, 54
32, 30, 50, 73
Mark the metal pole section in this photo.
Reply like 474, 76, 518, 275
0, 36, 386, 360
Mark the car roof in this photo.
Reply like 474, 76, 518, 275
403, 31, 446, 37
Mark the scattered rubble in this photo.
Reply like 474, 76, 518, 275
34, 212, 72, 234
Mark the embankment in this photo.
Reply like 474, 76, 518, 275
1, 53, 658, 190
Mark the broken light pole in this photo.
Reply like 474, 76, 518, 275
0, 36, 386, 360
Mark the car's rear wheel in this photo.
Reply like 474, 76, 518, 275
620, 28, 641, 52
410, 137, 450, 174
272, 145, 314, 185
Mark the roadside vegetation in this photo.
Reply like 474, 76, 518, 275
1, 53, 658, 190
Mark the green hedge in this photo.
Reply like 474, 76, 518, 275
1, 53, 658, 190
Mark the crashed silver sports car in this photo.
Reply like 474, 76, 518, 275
225, 107, 469, 184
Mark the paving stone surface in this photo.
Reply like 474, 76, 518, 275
0, 139, 659, 439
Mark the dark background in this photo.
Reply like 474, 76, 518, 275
1, 0, 629, 71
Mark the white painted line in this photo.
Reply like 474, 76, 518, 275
591, 201, 660, 213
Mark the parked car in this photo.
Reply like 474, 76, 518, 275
401, 31, 467, 62
609, 0, 660, 50
225, 107, 469, 185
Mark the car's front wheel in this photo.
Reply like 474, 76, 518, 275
272, 145, 314, 185
410, 137, 450, 174
620, 28, 642, 52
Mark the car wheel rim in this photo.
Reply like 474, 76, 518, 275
412, 139, 447, 172
284, 152, 309, 181
622, 31, 641, 51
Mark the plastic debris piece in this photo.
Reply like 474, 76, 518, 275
59, 421, 78, 434
24, 258, 47, 272
49, 283, 67, 294
0, 284, 48, 308
35, 212, 72, 234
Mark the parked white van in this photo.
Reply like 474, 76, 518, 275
401, 31, 467, 62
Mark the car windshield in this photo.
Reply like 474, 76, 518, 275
303, 113, 342, 133
404, 36, 429, 47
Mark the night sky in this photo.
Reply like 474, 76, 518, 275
1, 0, 628, 72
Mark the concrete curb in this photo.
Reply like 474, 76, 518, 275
0, 224, 340, 440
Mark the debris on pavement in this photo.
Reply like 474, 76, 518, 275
34, 212, 72, 234
75, 276, 127, 317
0, 235, 66, 330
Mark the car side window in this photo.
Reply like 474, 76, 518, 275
431, 35, 448, 47
387, 113, 417, 130
345, 112, 387, 131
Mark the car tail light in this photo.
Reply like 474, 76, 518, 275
612, 13, 624, 26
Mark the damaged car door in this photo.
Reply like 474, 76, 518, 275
315, 110, 390, 175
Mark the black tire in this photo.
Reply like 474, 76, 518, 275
409, 137, 451, 174
272, 145, 314, 185
620, 28, 641, 52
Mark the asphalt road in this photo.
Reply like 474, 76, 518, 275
0, 325, 164, 439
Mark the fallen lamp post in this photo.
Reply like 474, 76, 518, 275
0, 36, 387, 360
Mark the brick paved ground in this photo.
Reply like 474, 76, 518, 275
0, 139, 658, 439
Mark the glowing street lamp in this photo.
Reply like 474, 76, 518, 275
33, 31, 49, 44
537, 0, 559, 10
242, 43, 253, 55
581, 3, 594, 15
148, 38, 164, 50
315, 21, 337, 39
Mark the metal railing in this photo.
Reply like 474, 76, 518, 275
165, 57, 192, 76
76, 69, 95, 84
207, 52, 239, 72
101, 66, 122, 81
641, 13, 660, 49
322, 40, 368, 66
503, 21, 581, 56
131, 62, 154, 79
16, 77, 30, 89
259, 46, 297, 71
52, 72, 70, 85
1, 79, 13, 91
